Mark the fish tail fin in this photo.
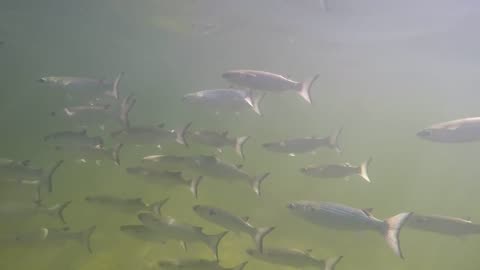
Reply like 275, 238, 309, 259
206, 231, 228, 261
79, 226, 96, 254
189, 176, 203, 199
251, 172, 270, 197
150, 197, 169, 215
324, 256, 343, 270
176, 122, 192, 147
328, 128, 343, 153
298, 74, 319, 104
245, 91, 265, 116
253, 226, 275, 253
45, 160, 64, 192
49, 200, 71, 224
112, 143, 123, 166
358, 157, 372, 183
235, 136, 250, 160
105, 72, 123, 100
120, 94, 135, 128
230, 261, 248, 270
382, 212, 413, 259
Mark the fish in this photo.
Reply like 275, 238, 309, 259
37, 76, 111, 90
0, 200, 71, 224
119, 93, 135, 128
63, 104, 111, 117
188, 129, 250, 159
300, 158, 372, 183
138, 212, 228, 260
246, 248, 342, 270
126, 167, 202, 199
41, 226, 96, 253
192, 204, 275, 252
287, 201, 412, 259
104, 72, 124, 100
44, 129, 103, 148
157, 259, 248, 270
221, 70, 320, 104
262, 129, 342, 155
0, 159, 63, 192
407, 214, 480, 236
120, 224, 168, 244
417, 117, 480, 143
183, 89, 265, 116
85, 195, 169, 215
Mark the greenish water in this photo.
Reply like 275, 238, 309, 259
2, 0, 480, 269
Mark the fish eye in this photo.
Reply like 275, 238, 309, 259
209, 209, 216, 216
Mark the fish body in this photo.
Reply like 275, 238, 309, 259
138, 212, 227, 260
263, 129, 342, 155
183, 89, 264, 115
189, 130, 249, 160
85, 195, 168, 215
120, 224, 168, 243
112, 122, 191, 147
301, 158, 372, 183
63, 104, 111, 117
158, 259, 248, 270
287, 201, 412, 259
407, 214, 480, 236
0, 159, 44, 185
42, 226, 96, 253
246, 248, 342, 270
417, 117, 480, 143
44, 130, 103, 148
0, 200, 70, 223
193, 205, 274, 252
38, 76, 110, 89
222, 70, 319, 104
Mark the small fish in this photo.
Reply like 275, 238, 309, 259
287, 201, 412, 259
246, 248, 342, 270
263, 129, 342, 155
301, 158, 372, 183
104, 72, 124, 100
0, 200, 71, 224
0, 159, 63, 192
85, 195, 169, 215
417, 117, 480, 143
407, 214, 480, 236
193, 205, 274, 252
37, 76, 111, 90
44, 129, 103, 148
120, 224, 168, 244
183, 89, 265, 116
41, 226, 96, 253
158, 259, 248, 270
189, 129, 250, 160
63, 104, 111, 117
0, 227, 50, 245
138, 212, 228, 260
126, 167, 202, 199
222, 70, 319, 104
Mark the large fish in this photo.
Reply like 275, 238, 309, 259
138, 212, 227, 260
126, 167, 202, 199
157, 259, 248, 270
246, 248, 342, 270
300, 158, 372, 183
417, 117, 480, 143
85, 195, 169, 215
407, 214, 480, 236
120, 224, 168, 244
0, 159, 63, 192
188, 129, 250, 160
222, 70, 320, 104
183, 89, 265, 116
192, 204, 275, 252
287, 201, 412, 259
0, 200, 71, 224
263, 129, 342, 156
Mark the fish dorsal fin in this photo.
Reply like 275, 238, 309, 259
192, 226, 203, 233
157, 123, 165, 129
361, 208, 374, 217
235, 164, 244, 169
221, 130, 229, 137
241, 216, 250, 222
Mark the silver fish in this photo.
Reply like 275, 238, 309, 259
193, 204, 275, 252
417, 117, 480, 143
104, 72, 124, 100
407, 214, 480, 236
222, 70, 319, 104
287, 201, 412, 259
37, 76, 111, 89
158, 259, 248, 270
138, 212, 228, 260
188, 129, 250, 160
120, 224, 168, 244
0, 159, 63, 192
126, 167, 202, 199
44, 129, 103, 148
0, 200, 71, 224
42, 226, 96, 253
63, 104, 111, 117
262, 129, 342, 156
301, 158, 372, 183
246, 248, 342, 270
183, 89, 265, 116
85, 195, 169, 215
0, 227, 50, 245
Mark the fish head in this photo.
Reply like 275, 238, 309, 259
286, 201, 315, 215
37, 77, 48, 83
192, 205, 217, 217
417, 122, 463, 142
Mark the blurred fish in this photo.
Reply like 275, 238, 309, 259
37, 76, 111, 90
63, 104, 112, 117
120, 224, 167, 244
0, 159, 63, 192
44, 129, 103, 149
0, 227, 50, 245
417, 117, 480, 143
246, 248, 342, 270
111, 122, 191, 147
158, 259, 248, 270
126, 167, 202, 199
222, 70, 320, 104
0, 200, 71, 224
41, 226, 96, 253
262, 129, 342, 156
287, 201, 412, 259
407, 214, 480, 236
188, 129, 250, 159
85, 195, 169, 215
104, 72, 124, 100
300, 158, 372, 183
183, 89, 265, 116
141, 154, 191, 170
138, 212, 228, 260
193, 204, 274, 252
